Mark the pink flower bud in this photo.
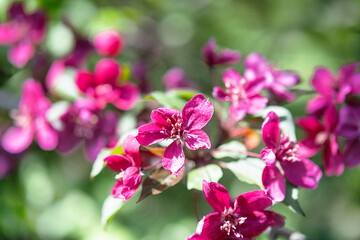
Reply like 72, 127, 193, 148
93, 30, 124, 57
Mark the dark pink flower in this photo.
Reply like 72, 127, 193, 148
94, 29, 124, 57
336, 105, 360, 168
57, 99, 119, 161
202, 38, 241, 68
307, 62, 360, 116
1, 79, 58, 153
136, 94, 214, 176
162, 67, 197, 91
261, 112, 322, 202
213, 69, 267, 121
104, 135, 142, 200
187, 181, 284, 240
0, 2, 46, 68
297, 104, 344, 176
75, 59, 139, 110
244, 53, 299, 102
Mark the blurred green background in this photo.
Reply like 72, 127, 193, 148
1, 0, 360, 239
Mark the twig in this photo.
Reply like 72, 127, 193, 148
269, 227, 310, 240
192, 189, 200, 222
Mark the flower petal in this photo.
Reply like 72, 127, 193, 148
306, 95, 331, 117
75, 70, 94, 93
0, 22, 23, 44
233, 190, 272, 215
8, 40, 34, 68
296, 116, 323, 135
57, 128, 81, 153
162, 140, 185, 176
112, 84, 140, 110
324, 103, 339, 132
262, 166, 285, 202
338, 62, 358, 85
261, 148, 276, 166
281, 158, 322, 189
275, 72, 299, 86
122, 135, 141, 167
136, 123, 168, 146
202, 180, 231, 212
104, 154, 132, 172
269, 83, 295, 102
261, 112, 280, 149
194, 212, 223, 240
311, 67, 335, 97
343, 138, 360, 168
85, 136, 106, 162
150, 108, 182, 126
45, 60, 65, 90
94, 30, 124, 57
212, 87, 229, 101
337, 106, 360, 139
222, 68, 242, 89
35, 117, 58, 151
323, 144, 344, 176
229, 101, 246, 121
94, 59, 120, 86
1, 126, 34, 153
247, 95, 268, 114
182, 94, 214, 130
184, 129, 211, 150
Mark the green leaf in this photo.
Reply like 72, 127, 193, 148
101, 195, 127, 229
211, 141, 247, 160
166, 89, 199, 101
111, 145, 124, 155
283, 182, 305, 216
187, 164, 223, 191
257, 106, 297, 141
53, 69, 81, 101
144, 91, 187, 110
90, 148, 112, 180
221, 158, 265, 188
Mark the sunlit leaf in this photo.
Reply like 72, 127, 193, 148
144, 91, 187, 110
137, 167, 184, 203
90, 148, 112, 180
283, 182, 305, 216
111, 145, 124, 155
101, 195, 127, 229
211, 140, 247, 160
221, 158, 265, 188
167, 89, 199, 101
187, 164, 223, 191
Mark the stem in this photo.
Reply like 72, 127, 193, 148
192, 190, 200, 222
269, 227, 310, 240
142, 162, 161, 170
209, 66, 217, 86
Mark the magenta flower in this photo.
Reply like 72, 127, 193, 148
104, 135, 142, 200
336, 105, 360, 169
94, 30, 124, 57
213, 69, 268, 121
1, 79, 58, 153
0, 2, 46, 68
307, 62, 360, 116
57, 99, 118, 161
187, 181, 284, 240
261, 112, 322, 202
136, 94, 214, 176
202, 38, 241, 68
297, 104, 344, 176
162, 67, 197, 91
244, 53, 299, 102
75, 59, 139, 110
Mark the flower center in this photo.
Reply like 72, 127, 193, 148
276, 134, 300, 162
12, 110, 33, 128
220, 208, 247, 238
160, 113, 184, 140
70, 109, 99, 139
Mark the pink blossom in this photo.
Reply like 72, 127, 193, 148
297, 104, 344, 176
136, 94, 214, 176
244, 53, 299, 102
162, 67, 197, 91
336, 105, 360, 169
104, 135, 142, 200
202, 38, 241, 68
187, 180, 284, 240
75, 59, 139, 110
261, 112, 322, 202
94, 30, 124, 57
1, 79, 58, 153
0, 2, 46, 68
57, 99, 118, 161
307, 62, 360, 116
213, 69, 268, 121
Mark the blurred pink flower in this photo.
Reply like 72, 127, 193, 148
261, 112, 322, 202
202, 38, 241, 68
162, 67, 196, 91
75, 59, 140, 110
0, 2, 46, 68
297, 104, 344, 176
136, 94, 214, 176
57, 99, 118, 161
307, 62, 360, 116
94, 30, 124, 57
244, 53, 299, 102
104, 135, 142, 201
187, 180, 284, 240
1, 79, 58, 153
213, 68, 267, 121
